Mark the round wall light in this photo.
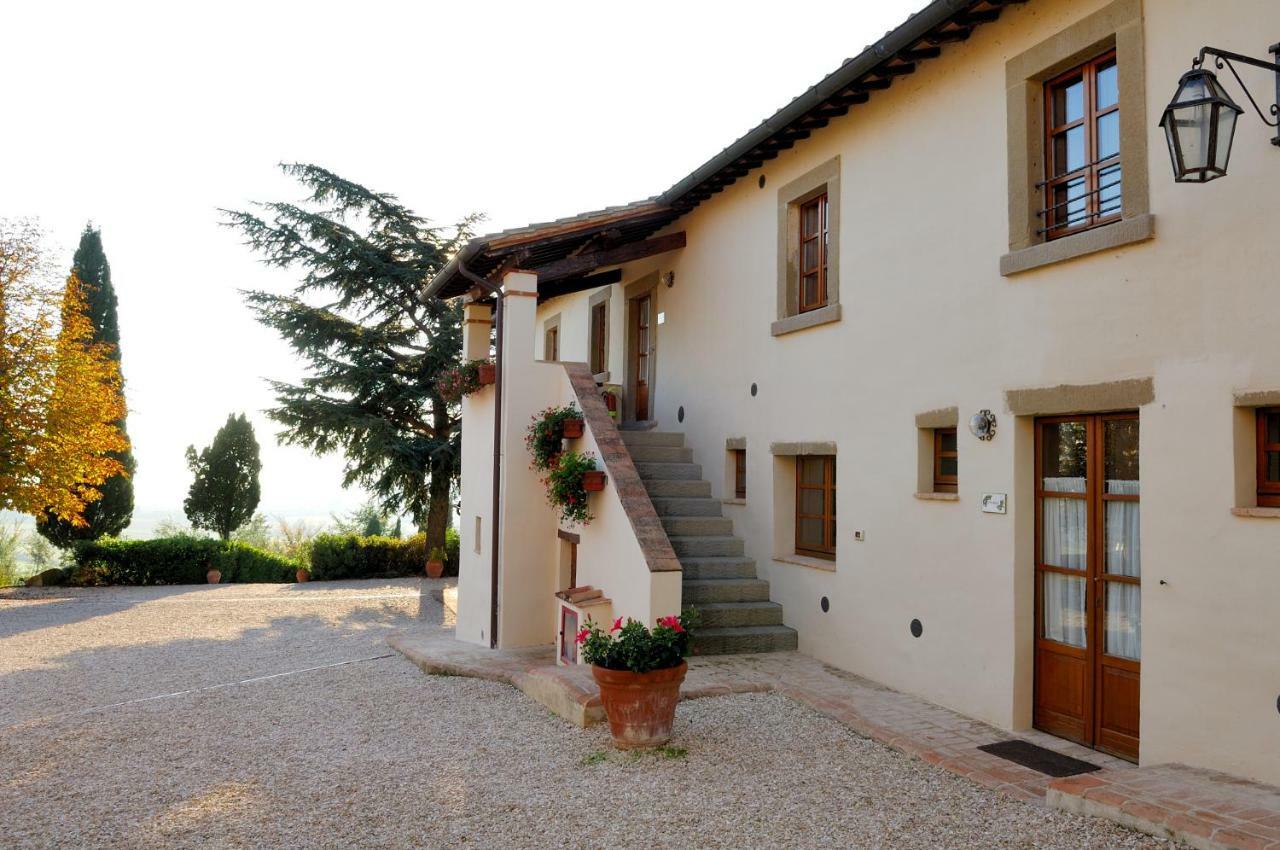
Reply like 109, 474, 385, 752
969, 409, 997, 442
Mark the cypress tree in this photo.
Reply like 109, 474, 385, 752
37, 225, 135, 546
184, 414, 262, 541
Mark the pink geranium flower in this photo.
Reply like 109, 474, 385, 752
611, 617, 623, 633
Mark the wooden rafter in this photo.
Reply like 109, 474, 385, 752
532, 232, 687, 282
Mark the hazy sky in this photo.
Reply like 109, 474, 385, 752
2, 0, 918, 525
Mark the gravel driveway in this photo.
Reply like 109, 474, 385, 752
0, 580, 1169, 849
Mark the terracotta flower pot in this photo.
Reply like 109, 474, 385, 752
582, 470, 607, 492
206, 569, 221, 585
477, 363, 496, 385
592, 661, 687, 749
561, 418, 584, 439
296, 568, 310, 583
426, 559, 445, 579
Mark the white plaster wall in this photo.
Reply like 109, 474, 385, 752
524, 0, 1280, 783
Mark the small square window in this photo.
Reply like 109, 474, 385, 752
1257, 408, 1280, 507
796, 455, 836, 559
933, 428, 958, 494
732, 449, 747, 500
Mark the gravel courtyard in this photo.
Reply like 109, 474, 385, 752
0, 580, 1169, 849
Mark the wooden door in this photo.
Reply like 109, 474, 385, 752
1034, 413, 1141, 761
633, 294, 652, 420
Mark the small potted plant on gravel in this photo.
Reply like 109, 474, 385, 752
578, 611, 698, 749
426, 546, 446, 579
525, 404, 582, 472
545, 450, 603, 525
295, 566, 311, 583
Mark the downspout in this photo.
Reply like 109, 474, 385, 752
457, 259, 505, 649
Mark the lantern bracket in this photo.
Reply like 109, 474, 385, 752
1192, 44, 1280, 143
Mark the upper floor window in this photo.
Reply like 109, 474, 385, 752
1043, 51, 1121, 240
933, 428, 958, 494
798, 193, 829, 312
1258, 408, 1280, 507
589, 302, 607, 375
544, 325, 559, 361
732, 449, 747, 500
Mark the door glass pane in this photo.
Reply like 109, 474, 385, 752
1042, 572, 1087, 647
1097, 110, 1120, 160
1042, 421, 1087, 492
797, 518, 825, 549
1104, 419, 1139, 495
1105, 501, 1140, 576
799, 488, 825, 516
1042, 497, 1087, 568
1105, 582, 1141, 660
1096, 60, 1118, 109
1052, 77, 1085, 125
799, 457, 826, 485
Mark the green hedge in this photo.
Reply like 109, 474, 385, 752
309, 530, 459, 581
71, 536, 296, 586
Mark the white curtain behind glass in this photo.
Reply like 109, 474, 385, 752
1105, 479, 1140, 660
1042, 477, 1087, 646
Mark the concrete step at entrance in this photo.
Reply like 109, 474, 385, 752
693, 625, 799, 655
619, 430, 685, 447
660, 515, 733, 536
643, 479, 713, 498
693, 601, 785, 628
669, 535, 745, 558
649, 496, 723, 517
682, 578, 771, 604
627, 445, 694, 463
679, 557, 759, 580
635, 461, 703, 481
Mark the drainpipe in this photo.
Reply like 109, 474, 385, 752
457, 260, 505, 649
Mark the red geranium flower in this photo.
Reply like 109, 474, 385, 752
574, 627, 590, 646
611, 617, 623, 633
658, 615, 684, 633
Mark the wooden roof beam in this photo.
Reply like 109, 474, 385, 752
928, 26, 972, 44
534, 232, 686, 283
900, 45, 942, 62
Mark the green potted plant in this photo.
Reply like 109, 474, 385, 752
525, 404, 582, 472
545, 450, 601, 525
578, 611, 698, 749
426, 546, 446, 579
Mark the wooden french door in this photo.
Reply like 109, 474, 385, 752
1034, 413, 1141, 761
633, 294, 652, 421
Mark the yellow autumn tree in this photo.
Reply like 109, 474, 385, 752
0, 220, 127, 525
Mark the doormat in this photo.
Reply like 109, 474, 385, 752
977, 739, 1101, 778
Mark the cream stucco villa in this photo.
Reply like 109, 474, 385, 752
423, 0, 1280, 787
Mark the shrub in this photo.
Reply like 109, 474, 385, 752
71, 536, 295, 586
309, 532, 456, 580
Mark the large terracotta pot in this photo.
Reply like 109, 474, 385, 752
561, 418, 584, 439
425, 559, 444, 579
206, 568, 221, 585
477, 363, 496, 385
591, 661, 687, 749
296, 568, 311, 583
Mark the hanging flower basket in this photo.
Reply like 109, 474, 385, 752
525, 404, 582, 472
545, 450, 600, 525
439, 359, 496, 403
562, 417, 585, 439
582, 470, 607, 492
477, 362, 496, 385
578, 612, 698, 748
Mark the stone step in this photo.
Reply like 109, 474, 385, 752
682, 578, 770, 603
693, 601, 785, 628
619, 430, 685, 447
627, 445, 694, 463
642, 479, 713, 498
679, 557, 759, 580
693, 625, 799, 656
649, 497, 723, 517
669, 535, 745, 558
661, 515, 733, 536
635, 461, 703, 481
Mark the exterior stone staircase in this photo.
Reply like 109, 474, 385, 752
619, 429, 798, 655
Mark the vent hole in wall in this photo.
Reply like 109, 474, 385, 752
750, 382, 758, 397
758, 174, 766, 189
820, 596, 829, 613
677, 406, 685, 423
910, 619, 923, 638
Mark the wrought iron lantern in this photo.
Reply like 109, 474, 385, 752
1159, 69, 1243, 182
1159, 44, 1280, 183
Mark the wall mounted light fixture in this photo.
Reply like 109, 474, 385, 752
969, 409, 997, 442
662, 271, 675, 288
1159, 42, 1280, 183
